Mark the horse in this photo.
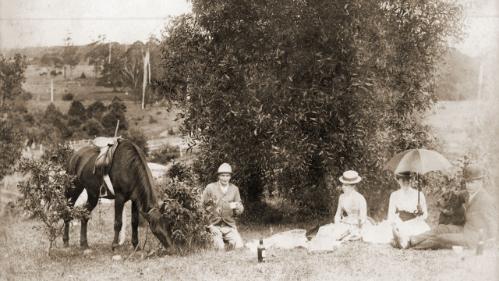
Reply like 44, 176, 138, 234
64, 139, 173, 250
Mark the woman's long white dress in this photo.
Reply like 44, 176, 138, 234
362, 188, 430, 244
307, 191, 368, 252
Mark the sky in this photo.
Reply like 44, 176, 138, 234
0, 0, 192, 49
0, 0, 497, 58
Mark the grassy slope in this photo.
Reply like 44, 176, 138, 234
0, 203, 497, 281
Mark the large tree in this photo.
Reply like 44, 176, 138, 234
159, 0, 462, 215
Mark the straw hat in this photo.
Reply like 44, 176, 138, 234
339, 170, 362, 184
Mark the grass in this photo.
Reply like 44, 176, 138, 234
0, 205, 497, 281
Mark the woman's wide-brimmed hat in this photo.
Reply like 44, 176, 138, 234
339, 170, 362, 184
395, 171, 411, 179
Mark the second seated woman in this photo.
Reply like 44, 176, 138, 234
362, 171, 430, 246
308, 170, 369, 252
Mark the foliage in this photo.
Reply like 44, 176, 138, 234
167, 162, 194, 184
17, 157, 88, 255
82, 117, 105, 137
62, 93, 74, 101
158, 178, 211, 254
43, 103, 71, 139
86, 100, 107, 120
40, 53, 64, 67
0, 53, 28, 108
67, 100, 87, 121
0, 118, 23, 180
101, 97, 128, 133
124, 127, 149, 156
149, 144, 181, 165
41, 143, 75, 167
159, 0, 462, 217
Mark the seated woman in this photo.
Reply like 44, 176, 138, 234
308, 170, 368, 252
362, 171, 430, 245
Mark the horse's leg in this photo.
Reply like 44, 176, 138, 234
131, 201, 139, 249
112, 195, 125, 250
63, 186, 84, 247
80, 194, 98, 249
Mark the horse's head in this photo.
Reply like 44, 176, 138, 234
143, 207, 173, 249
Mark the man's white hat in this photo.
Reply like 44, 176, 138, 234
339, 170, 362, 184
217, 163, 232, 174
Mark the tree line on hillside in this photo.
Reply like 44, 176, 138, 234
27, 37, 165, 106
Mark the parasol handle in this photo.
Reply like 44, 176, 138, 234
416, 173, 422, 215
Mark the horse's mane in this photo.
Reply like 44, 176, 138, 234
117, 140, 157, 208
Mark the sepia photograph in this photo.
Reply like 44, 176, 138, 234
0, 0, 497, 280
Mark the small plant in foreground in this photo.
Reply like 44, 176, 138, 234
159, 173, 211, 254
17, 157, 88, 256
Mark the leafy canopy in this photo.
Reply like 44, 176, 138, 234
159, 0, 462, 215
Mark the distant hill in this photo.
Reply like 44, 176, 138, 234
435, 48, 480, 101
0, 42, 130, 64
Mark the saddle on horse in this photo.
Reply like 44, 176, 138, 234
93, 136, 121, 197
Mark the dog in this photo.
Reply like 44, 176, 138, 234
437, 190, 468, 226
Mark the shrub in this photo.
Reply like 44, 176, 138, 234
17, 158, 88, 255
80, 72, 86, 79
50, 69, 58, 76
62, 93, 74, 101
0, 118, 23, 180
167, 162, 194, 184
158, 179, 212, 254
149, 144, 180, 165
41, 143, 74, 167
168, 128, 175, 136
67, 100, 87, 121
86, 100, 106, 120
81, 118, 105, 137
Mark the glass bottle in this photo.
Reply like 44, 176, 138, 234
257, 238, 266, 262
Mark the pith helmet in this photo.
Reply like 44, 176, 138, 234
217, 163, 232, 174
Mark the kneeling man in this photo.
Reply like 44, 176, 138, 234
403, 164, 497, 249
202, 163, 244, 250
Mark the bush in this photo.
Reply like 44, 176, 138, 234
86, 101, 106, 120
167, 162, 194, 184
82, 118, 105, 137
148, 115, 157, 124
158, 179, 212, 254
62, 93, 74, 101
80, 72, 86, 79
67, 100, 86, 121
149, 144, 180, 165
0, 119, 23, 180
17, 158, 88, 255
41, 143, 74, 167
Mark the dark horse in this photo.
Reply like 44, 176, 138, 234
64, 139, 173, 250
